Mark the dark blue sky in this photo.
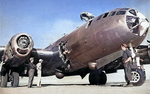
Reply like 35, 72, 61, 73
0, 0, 150, 48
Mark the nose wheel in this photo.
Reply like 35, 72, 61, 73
125, 68, 146, 86
131, 71, 140, 83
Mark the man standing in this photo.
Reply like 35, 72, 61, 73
36, 59, 43, 87
28, 57, 36, 88
121, 44, 133, 87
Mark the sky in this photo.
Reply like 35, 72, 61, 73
0, 0, 150, 48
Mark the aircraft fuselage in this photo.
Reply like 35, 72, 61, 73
44, 8, 149, 74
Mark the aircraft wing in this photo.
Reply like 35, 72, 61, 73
0, 33, 64, 87
0, 33, 34, 68
0, 33, 61, 72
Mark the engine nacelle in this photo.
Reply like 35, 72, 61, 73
137, 45, 150, 64
11, 33, 34, 58
88, 62, 97, 70
2, 33, 34, 64
55, 69, 64, 79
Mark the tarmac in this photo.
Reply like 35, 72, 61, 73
0, 80, 150, 94
0, 65, 150, 94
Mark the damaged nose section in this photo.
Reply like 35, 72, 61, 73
58, 41, 71, 71
55, 41, 71, 79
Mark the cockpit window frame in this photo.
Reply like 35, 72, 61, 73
146, 18, 149, 22
103, 12, 109, 18
109, 11, 116, 16
96, 8, 129, 21
129, 9, 137, 16
116, 11, 126, 15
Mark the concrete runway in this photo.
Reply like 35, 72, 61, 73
0, 78, 150, 94
0, 65, 150, 94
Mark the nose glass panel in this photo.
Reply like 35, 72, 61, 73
126, 10, 150, 36
126, 16, 139, 33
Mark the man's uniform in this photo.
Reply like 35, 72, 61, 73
122, 48, 132, 84
36, 60, 42, 87
28, 62, 36, 88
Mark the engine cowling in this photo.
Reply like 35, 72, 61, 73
2, 33, 34, 64
11, 33, 34, 58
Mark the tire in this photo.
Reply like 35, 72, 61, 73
89, 70, 107, 85
1, 73, 8, 87
131, 68, 145, 86
89, 70, 96, 85
99, 72, 107, 85
11, 72, 19, 87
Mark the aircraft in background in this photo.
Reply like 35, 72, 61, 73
0, 8, 149, 87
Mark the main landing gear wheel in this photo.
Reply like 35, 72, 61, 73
1, 72, 8, 87
11, 72, 19, 87
89, 70, 107, 85
1, 66, 8, 87
131, 68, 146, 86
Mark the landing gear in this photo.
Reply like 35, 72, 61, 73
11, 71, 19, 87
125, 68, 146, 86
127, 43, 146, 86
89, 70, 107, 85
1, 72, 8, 87
0, 66, 20, 87
0, 65, 8, 87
